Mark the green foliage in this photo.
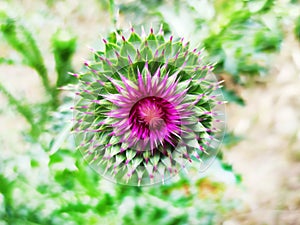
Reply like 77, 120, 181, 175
202, 2, 283, 81
0, 140, 239, 225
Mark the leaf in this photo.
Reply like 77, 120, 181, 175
295, 16, 300, 41
57, 202, 90, 213
0, 57, 14, 65
0, 174, 15, 214
54, 169, 76, 189
49, 149, 73, 165
95, 193, 115, 215
49, 122, 73, 155
222, 88, 245, 106
247, 0, 274, 13
51, 29, 77, 87
222, 131, 243, 148
254, 30, 282, 52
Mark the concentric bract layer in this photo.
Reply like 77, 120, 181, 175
72, 26, 225, 186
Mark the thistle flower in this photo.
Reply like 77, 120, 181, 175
72, 26, 225, 186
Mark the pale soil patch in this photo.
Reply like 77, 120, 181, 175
223, 34, 300, 224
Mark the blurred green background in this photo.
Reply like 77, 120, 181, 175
0, 0, 300, 224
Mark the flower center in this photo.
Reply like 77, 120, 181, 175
138, 100, 164, 129
129, 96, 181, 145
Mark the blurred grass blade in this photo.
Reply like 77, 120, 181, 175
0, 82, 34, 126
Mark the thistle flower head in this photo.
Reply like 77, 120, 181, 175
72, 26, 225, 186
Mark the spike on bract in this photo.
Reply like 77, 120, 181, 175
71, 25, 226, 186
